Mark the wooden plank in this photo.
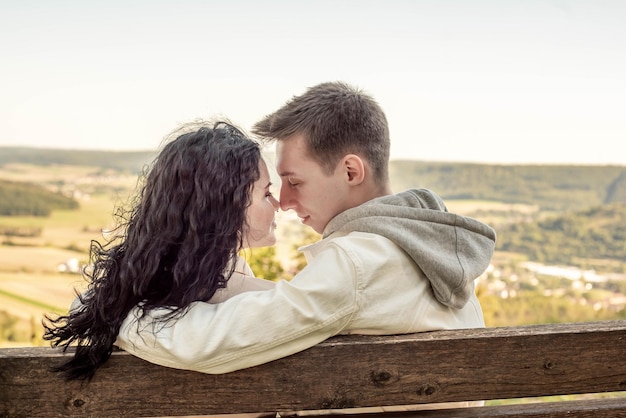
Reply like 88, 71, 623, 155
1, 320, 626, 417
312, 398, 626, 418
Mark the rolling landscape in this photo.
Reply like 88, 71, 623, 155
1, 146, 626, 347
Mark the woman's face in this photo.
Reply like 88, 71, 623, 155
244, 159, 279, 248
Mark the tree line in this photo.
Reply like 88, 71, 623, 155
497, 203, 626, 272
0, 179, 78, 217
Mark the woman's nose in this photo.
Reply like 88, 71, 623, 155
270, 195, 280, 211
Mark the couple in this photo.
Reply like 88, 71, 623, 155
44, 82, 496, 384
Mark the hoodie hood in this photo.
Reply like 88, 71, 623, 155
323, 189, 496, 309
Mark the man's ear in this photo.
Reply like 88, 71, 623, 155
342, 154, 365, 185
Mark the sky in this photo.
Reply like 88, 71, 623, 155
1, 0, 625, 165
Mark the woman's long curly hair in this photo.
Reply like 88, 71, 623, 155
43, 121, 261, 380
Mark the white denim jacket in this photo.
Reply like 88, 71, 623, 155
115, 189, 496, 374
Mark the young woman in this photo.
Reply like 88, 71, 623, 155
43, 120, 279, 380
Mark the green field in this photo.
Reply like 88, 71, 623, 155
0, 197, 111, 347
0, 164, 134, 347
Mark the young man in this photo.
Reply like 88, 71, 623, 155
115, 82, 496, 375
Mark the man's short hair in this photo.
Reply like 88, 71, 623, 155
252, 81, 390, 183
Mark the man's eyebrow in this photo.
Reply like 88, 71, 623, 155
277, 171, 295, 177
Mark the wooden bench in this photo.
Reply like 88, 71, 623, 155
2, 320, 626, 417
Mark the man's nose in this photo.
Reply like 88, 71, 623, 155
279, 186, 295, 211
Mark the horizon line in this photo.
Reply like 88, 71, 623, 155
1, 145, 624, 167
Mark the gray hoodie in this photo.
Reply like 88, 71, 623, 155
323, 189, 497, 309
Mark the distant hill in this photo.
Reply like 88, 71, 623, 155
2, 147, 625, 213
0, 147, 156, 174
390, 160, 626, 212
0, 179, 78, 217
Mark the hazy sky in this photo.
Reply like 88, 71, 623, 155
1, 0, 625, 164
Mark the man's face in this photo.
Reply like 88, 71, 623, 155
276, 134, 351, 234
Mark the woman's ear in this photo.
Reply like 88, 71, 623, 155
342, 154, 365, 185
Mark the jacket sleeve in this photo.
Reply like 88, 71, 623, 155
114, 243, 358, 374
207, 274, 276, 303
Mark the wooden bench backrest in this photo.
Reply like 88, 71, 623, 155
2, 320, 626, 417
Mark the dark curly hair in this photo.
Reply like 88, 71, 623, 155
43, 120, 261, 380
